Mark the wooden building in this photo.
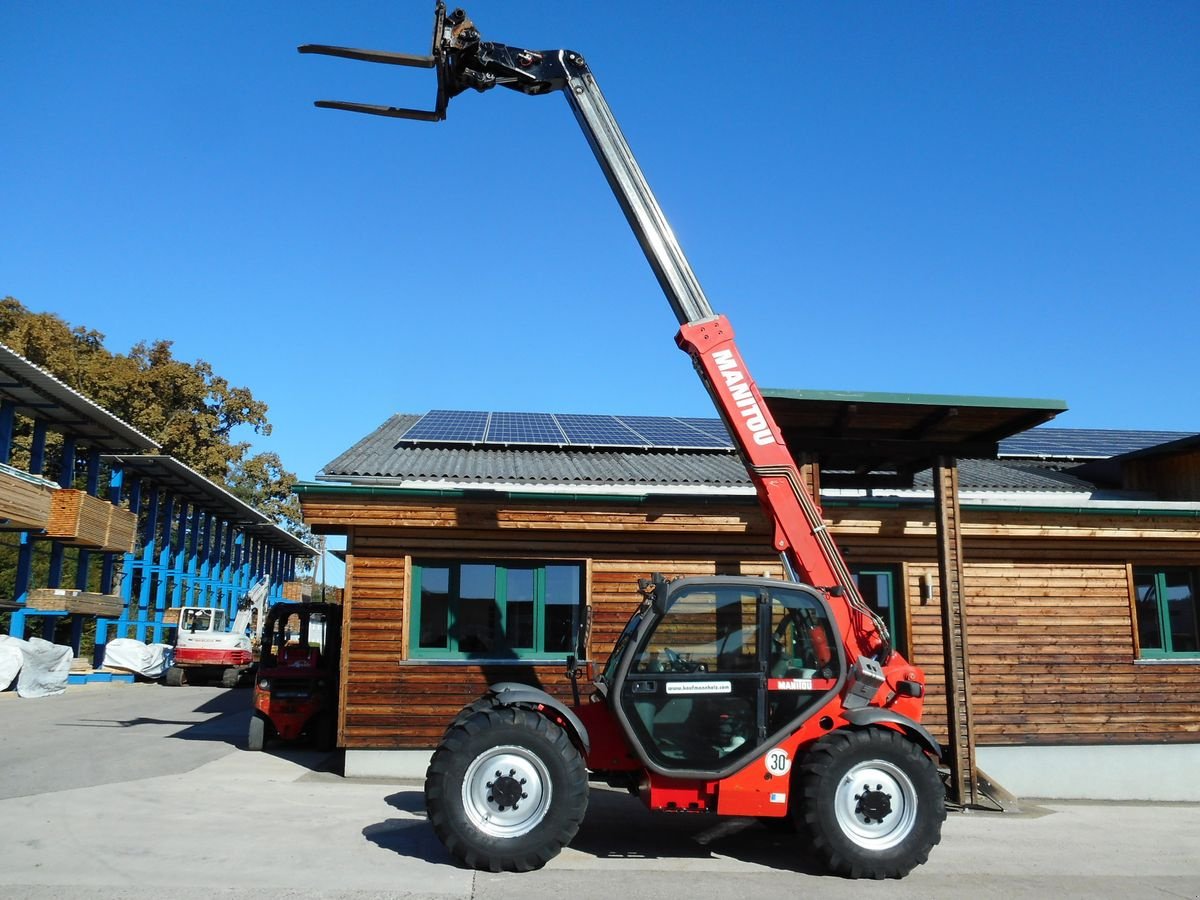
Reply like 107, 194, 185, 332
297, 401, 1200, 800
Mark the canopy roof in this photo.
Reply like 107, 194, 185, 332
103, 454, 314, 557
761, 388, 1067, 487
0, 343, 159, 452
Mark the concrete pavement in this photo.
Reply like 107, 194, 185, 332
2, 683, 1198, 899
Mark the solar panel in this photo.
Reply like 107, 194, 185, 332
555, 414, 644, 446
619, 416, 732, 448
678, 416, 734, 446
485, 412, 566, 445
399, 409, 488, 443
398, 410, 741, 450
999, 427, 1192, 459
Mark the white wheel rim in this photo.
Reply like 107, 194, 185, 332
834, 760, 918, 850
462, 744, 552, 839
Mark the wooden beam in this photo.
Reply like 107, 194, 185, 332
933, 457, 981, 807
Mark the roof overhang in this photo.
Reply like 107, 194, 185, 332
761, 389, 1067, 488
103, 454, 315, 557
0, 343, 160, 452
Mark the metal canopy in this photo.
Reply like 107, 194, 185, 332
0, 343, 159, 452
102, 454, 314, 557
760, 388, 1068, 488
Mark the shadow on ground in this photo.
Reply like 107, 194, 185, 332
363, 785, 829, 874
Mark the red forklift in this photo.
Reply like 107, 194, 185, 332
247, 602, 341, 752
301, 4, 946, 879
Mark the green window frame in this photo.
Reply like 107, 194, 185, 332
411, 559, 584, 660
850, 563, 906, 657
1133, 566, 1200, 659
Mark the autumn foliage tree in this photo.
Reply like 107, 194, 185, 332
0, 296, 305, 535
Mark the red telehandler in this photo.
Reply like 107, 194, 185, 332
301, 4, 946, 879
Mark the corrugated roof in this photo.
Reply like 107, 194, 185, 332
0, 342, 159, 452
320, 413, 1103, 495
912, 459, 1096, 493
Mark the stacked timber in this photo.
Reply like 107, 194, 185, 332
27, 588, 124, 616
104, 506, 138, 553
46, 489, 137, 552
283, 580, 312, 602
0, 463, 56, 531
47, 490, 111, 547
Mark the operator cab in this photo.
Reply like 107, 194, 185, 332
181, 608, 227, 634
606, 576, 844, 777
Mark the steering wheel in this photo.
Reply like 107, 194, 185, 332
661, 647, 706, 673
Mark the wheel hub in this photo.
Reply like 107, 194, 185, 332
487, 771, 528, 811
834, 760, 918, 851
855, 784, 893, 824
462, 745, 552, 838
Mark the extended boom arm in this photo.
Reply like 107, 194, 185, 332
301, 4, 893, 668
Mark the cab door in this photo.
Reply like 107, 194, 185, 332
614, 579, 844, 777
617, 583, 766, 773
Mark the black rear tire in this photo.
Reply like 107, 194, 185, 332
798, 728, 945, 879
425, 706, 588, 872
448, 696, 496, 730
220, 667, 241, 689
165, 666, 186, 687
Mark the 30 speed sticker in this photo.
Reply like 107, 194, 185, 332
764, 747, 791, 776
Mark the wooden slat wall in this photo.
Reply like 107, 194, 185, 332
302, 493, 1200, 751
1125, 450, 1200, 502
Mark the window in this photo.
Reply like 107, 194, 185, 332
1134, 566, 1200, 659
851, 564, 906, 657
411, 560, 584, 660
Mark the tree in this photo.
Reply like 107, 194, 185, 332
0, 297, 305, 534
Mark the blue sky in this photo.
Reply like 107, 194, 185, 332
3, 2, 1197, 574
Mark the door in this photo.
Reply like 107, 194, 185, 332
619, 583, 763, 772
617, 580, 843, 775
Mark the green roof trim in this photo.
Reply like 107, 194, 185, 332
760, 388, 1068, 411
294, 482, 1200, 518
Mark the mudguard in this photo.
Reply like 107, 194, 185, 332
488, 682, 591, 755
844, 707, 942, 761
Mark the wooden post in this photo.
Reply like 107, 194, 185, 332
933, 456, 979, 807
797, 452, 822, 503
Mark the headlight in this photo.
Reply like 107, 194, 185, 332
258, 679, 270, 690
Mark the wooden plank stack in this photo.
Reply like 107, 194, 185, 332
283, 580, 312, 602
46, 489, 138, 552
104, 506, 138, 553
48, 490, 111, 547
27, 588, 124, 616
0, 465, 56, 531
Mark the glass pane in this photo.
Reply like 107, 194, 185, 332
460, 564, 496, 599
419, 566, 450, 649
768, 587, 838, 677
1164, 570, 1199, 653
1133, 568, 1163, 652
635, 586, 757, 674
545, 565, 581, 605
506, 568, 535, 649
456, 564, 498, 654
544, 565, 581, 653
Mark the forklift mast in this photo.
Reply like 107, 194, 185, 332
300, 4, 894, 671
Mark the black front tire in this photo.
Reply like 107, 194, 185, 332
165, 666, 186, 687
798, 728, 945, 879
220, 667, 241, 689
247, 714, 266, 751
425, 706, 588, 873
